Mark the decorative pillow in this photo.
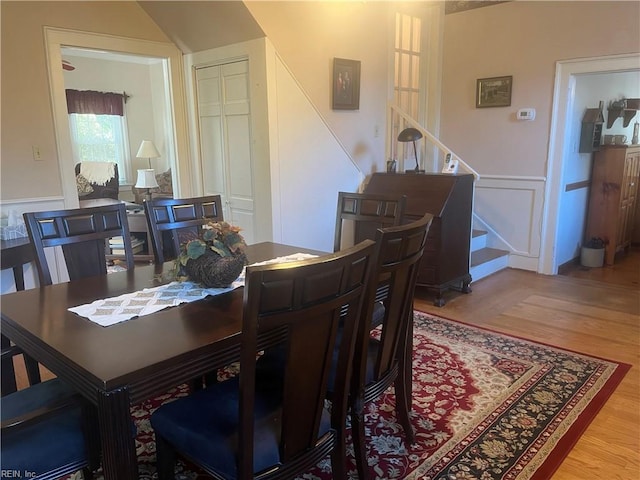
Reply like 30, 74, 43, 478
76, 174, 94, 196
156, 169, 173, 195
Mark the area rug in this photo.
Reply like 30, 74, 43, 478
77, 311, 629, 480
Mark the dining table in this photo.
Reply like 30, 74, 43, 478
0, 241, 324, 480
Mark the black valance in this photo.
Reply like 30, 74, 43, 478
65, 89, 124, 116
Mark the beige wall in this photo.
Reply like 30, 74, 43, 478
440, 1, 640, 178
244, 1, 393, 176
0, 1, 170, 200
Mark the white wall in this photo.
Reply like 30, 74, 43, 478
268, 48, 363, 251
184, 38, 362, 252
556, 71, 640, 265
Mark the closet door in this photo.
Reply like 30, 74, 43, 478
196, 60, 255, 243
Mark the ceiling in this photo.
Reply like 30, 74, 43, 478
136, 1, 510, 54
137, 1, 264, 53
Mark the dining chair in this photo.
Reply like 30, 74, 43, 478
1, 256, 40, 396
333, 191, 407, 252
23, 203, 135, 286
344, 213, 432, 480
1, 342, 101, 479
143, 195, 224, 265
150, 239, 378, 480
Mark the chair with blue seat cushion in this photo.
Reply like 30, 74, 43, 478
151, 239, 378, 480
338, 213, 432, 480
1, 348, 100, 479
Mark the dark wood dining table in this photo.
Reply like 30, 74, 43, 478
0, 242, 323, 480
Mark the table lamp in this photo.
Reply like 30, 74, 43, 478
134, 169, 159, 202
397, 127, 424, 173
136, 140, 161, 168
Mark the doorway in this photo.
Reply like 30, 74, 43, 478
540, 53, 640, 275
44, 26, 192, 208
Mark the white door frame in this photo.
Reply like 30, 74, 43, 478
539, 53, 640, 275
44, 27, 192, 207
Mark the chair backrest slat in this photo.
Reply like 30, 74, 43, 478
143, 195, 223, 264
24, 203, 134, 285
238, 239, 378, 478
334, 191, 407, 252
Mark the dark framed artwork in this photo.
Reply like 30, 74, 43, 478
332, 58, 361, 110
476, 75, 512, 108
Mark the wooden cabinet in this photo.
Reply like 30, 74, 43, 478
586, 145, 640, 265
364, 172, 474, 306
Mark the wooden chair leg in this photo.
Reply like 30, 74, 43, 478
24, 354, 42, 386
330, 430, 348, 480
394, 374, 415, 444
1, 334, 17, 396
395, 317, 415, 444
155, 434, 177, 480
351, 396, 369, 480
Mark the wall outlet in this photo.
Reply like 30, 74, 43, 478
32, 146, 43, 161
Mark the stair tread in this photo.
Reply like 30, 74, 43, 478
471, 247, 509, 266
472, 229, 487, 238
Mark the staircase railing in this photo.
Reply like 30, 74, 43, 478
386, 102, 480, 180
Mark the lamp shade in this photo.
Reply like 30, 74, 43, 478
136, 140, 161, 159
135, 169, 159, 189
397, 127, 423, 142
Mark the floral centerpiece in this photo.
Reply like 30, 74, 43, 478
174, 221, 247, 288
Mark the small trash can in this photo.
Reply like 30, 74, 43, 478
580, 247, 605, 268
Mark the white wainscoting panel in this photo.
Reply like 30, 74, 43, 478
474, 176, 545, 271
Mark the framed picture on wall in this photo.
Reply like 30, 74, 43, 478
332, 58, 361, 110
476, 75, 512, 108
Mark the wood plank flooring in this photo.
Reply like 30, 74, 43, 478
415, 247, 639, 480
10, 248, 639, 479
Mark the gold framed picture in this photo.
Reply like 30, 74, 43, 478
332, 58, 361, 110
476, 75, 512, 108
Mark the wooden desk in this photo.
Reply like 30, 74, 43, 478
364, 173, 474, 306
0, 242, 322, 480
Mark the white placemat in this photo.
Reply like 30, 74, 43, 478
69, 253, 318, 327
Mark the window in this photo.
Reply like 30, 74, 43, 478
394, 12, 422, 120
65, 89, 131, 184
68, 113, 131, 184
393, 12, 423, 167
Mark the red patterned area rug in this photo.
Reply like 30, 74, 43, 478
81, 311, 629, 480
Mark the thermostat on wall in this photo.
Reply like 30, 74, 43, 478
517, 108, 536, 121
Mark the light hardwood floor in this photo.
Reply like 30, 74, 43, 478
415, 247, 639, 480
12, 249, 639, 479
